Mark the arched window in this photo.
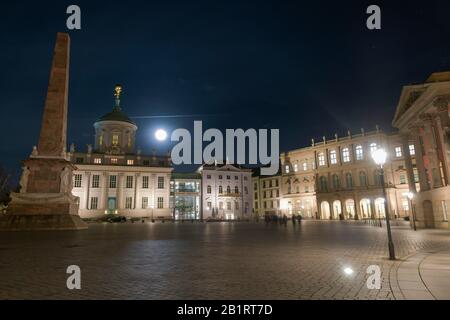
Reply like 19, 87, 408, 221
234, 186, 239, 194
359, 171, 367, 187
227, 186, 231, 194
332, 174, 340, 190
345, 172, 353, 189
207, 185, 212, 194
320, 176, 328, 192
219, 186, 223, 194
355, 145, 363, 160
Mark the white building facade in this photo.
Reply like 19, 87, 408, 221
199, 164, 253, 220
70, 85, 173, 219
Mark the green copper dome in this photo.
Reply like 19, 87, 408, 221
96, 106, 136, 125
95, 84, 136, 125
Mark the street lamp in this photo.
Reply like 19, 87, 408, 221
407, 192, 417, 231
372, 148, 396, 260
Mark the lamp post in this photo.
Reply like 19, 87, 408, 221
407, 192, 417, 231
372, 148, 396, 260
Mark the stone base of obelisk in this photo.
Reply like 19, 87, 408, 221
0, 193, 88, 231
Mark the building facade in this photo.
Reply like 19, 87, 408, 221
393, 72, 450, 229
170, 173, 201, 220
70, 85, 173, 219
279, 128, 417, 221
199, 163, 253, 220
252, 168, 282, 218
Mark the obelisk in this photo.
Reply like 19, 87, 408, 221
0, 33, 87, 231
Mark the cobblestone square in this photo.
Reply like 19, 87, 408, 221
1, 221, 450, 300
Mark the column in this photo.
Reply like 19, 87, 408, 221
410, 126, 430, 191
421, 114, 443, 188
134, 173, 140, 209
117, 173, 124, 209
401, 133, 417, 193
85, 172, 91, 210
434, 97, 450, 186
102, 172, 109, 210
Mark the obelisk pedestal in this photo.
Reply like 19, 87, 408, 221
0, 33, 87, 231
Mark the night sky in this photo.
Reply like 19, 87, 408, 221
1, 0, 450, 178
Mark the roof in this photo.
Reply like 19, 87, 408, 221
426, 71, 450, 83
96, 106, 136, 125
171, 172, 202, 180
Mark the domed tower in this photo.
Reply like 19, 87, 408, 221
94, 85, 138, 154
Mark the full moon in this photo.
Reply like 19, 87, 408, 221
155, 129, 168, 141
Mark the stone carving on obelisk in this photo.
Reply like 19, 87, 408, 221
0, 33, 87, 231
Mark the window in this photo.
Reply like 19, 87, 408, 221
244, 176, 248, 181
275, 179, 279, 187
227, 186, 231, 194
332, 174, 340, 190
219, 186, 223, 194
125, 197, 133, 209
330, 150, 337, 164
207, 185, 212, 194
74, 174, 82, 188
157, 197, 164, 209
413, 168, 419, 183
355, 145, 363, 160
254, 192, 258, 200
109, 175, 117, 188
263, 181, 266, 188
359, 171, 367, 187
142, 176, 149, 189
370, 143, 377, 153
318, 153, 326, 166
342, 148, 350, 163
235, 176, 238, 180
111, 158, 118, 164
76, 157, 84, 164
399, 174, 407, 184
227, 202, 231, 210
143, 160, 150, 166
157, 177, 164, 189
294, 163, 298, 172
319, 176, 328, 192
207, 175, 211, 179
142, 197, 148, 209
303, 162, 308, 171
219, 175, 223, 179
90, 197, 98, 210
92, 175, 100, 188
227, 175, 230, 180
285, 165, 290, 174
254, 183, 258, 191
244, 187, 248, 194
345, 172, 353, 189
409, 144, 416, 156
374, 170, 381, 186
112, 134, 119, 146
395, 146, 403, 157
207, 202, 212, 210
126, 176, 133, 188
234, 186, 239, 194
94, 158, 102, 164
442, 201, 448, 221
127, 159, 134, 165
